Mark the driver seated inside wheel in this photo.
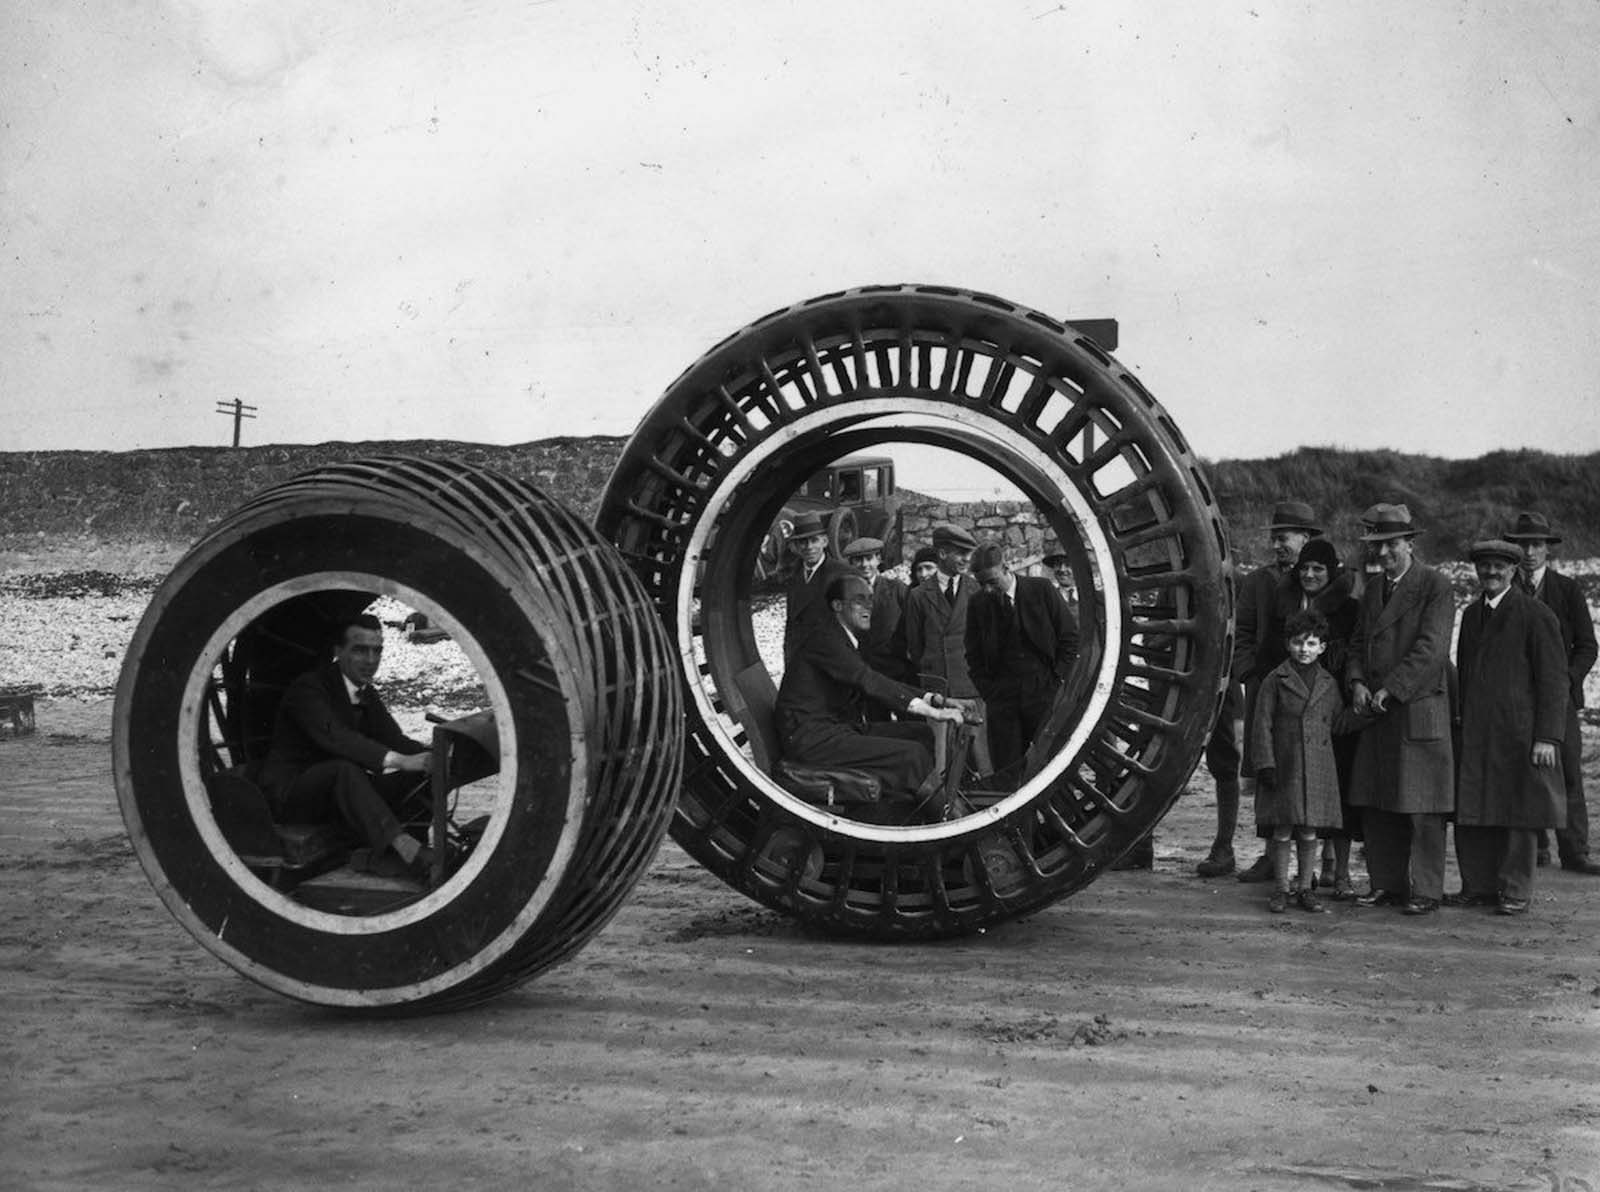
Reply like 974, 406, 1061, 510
775, 573, 968, 805
257, 614, 438, 880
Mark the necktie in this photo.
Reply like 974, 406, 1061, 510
1515, 572, 1534, 595
944, 578, 956, 606
1381, 577, 1394, 605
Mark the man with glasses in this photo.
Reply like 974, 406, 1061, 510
776, 574, 966, 799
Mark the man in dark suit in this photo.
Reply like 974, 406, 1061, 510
843, 535, 912, 685
783, 510, 854, 661
964, 541, 1079, 772
258, 614, 435, 876
1346, 504, 1457, 916
776, 574, 964, 798
904, 521, 991, 776
1451, 539, 1569, 914
1506, 511, 1600, 874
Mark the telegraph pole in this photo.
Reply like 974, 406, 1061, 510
214, 398, 258, 447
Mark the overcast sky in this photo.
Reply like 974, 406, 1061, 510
4, 1, 1597, 484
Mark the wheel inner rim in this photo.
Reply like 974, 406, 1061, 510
675, 398, 1124, 845
177, 573, 517, 933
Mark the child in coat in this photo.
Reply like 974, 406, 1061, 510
1250, 609, 1346, 913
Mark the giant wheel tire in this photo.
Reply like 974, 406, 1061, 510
113, 456, 682, 1012
598, 284, 1232, 939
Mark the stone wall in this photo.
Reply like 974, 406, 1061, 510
900, 497, 1060, 570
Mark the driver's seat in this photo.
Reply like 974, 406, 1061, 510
727, 664, 883, 809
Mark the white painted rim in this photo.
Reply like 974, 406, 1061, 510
676, 397, 1123, 845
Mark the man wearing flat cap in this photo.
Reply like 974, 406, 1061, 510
964, 541, 1080, 773
843, 535, 913, 688
783, 510, 854, 661
1505, 511, 1600, 873
1451, 539, 1569, 914
1345, 503, 1456, 916
905, 522, 991, 772
905, 522, 980, 697
1200, 500, 1323, 880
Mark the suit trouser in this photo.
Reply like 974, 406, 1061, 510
1540, 706, 1589, 862
1204, 683, 1243, 781
1361, 808, 1446, 901
272, 760, 427, 853
1455, 825, 1538, 902
784, 722, 935, 798
983, 676, 1057, 774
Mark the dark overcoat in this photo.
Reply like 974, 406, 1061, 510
1454, 589, 1568, 829
1249, 659, 1344, 830
1531, 568, 1599, 711
903, 572, 980, 697
1344, 562, 1456, 814
1233, 563, 1289, 770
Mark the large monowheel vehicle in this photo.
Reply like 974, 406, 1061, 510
599, 284, 1233, 939
114, 457, 683, 1013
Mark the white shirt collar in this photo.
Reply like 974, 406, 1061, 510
841, 624, 859, 650
341, 673, 365, 703
1484, 587, 1511, 610
1526, 564, 1547, 590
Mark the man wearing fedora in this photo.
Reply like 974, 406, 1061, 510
1450, 539, 1569, 914
783, 510, 854, 661
1345, 503, 1456, 915
1199, 500, 1322, 880
843, 535, 914, 688
1505, 511, 1600, 874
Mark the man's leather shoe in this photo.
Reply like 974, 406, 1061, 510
1497, 897, 1530, 915
1196, 847, 1235, 878
1236, 854, 1274, 883
1354, 888, 1407, 907
1402, 897, 1440, 916
1442, 891, 1496, 907
1560, 856, 1600, 875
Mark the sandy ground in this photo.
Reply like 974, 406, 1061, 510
3, 697, 1598, 1192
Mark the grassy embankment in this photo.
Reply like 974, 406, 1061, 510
2, 439, 1597, 569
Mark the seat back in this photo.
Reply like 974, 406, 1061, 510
728, 663, 882, 806
205, 766, 285, 857
729, 663, 783, 770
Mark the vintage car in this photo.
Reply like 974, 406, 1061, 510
754, 454, 903, 583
